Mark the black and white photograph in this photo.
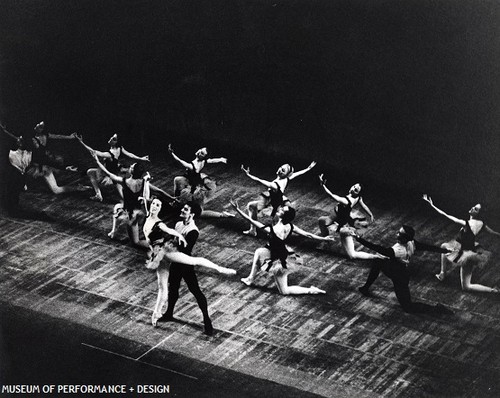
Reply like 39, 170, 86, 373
1, 1, 499, 397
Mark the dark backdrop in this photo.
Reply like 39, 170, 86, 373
1, 0, 499, 221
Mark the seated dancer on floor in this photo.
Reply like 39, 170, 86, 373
423, 195, 500, 293
168, 144, 227, 197
142, 180, 236, 328
240, 160, 316, 236
318, 174, 380, 259
231, 199, 332, 295
91, 152, 171, 247
19, 121, 87, 194
355, 225, 453, 314
77, 133, 149, 202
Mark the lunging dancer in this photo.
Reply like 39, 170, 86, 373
168, 144, 227, 197
77, 133, 149, 201
240, 160, 316, 236
231, 199, 332, 295
355, 225, 452, 314
91, 152, 169, 247
318, 174, 380, 259
142, 179, 236, 329
423, 195, 500, 293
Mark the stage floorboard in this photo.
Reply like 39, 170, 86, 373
1, 151, 500, 397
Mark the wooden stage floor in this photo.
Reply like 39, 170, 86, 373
1, 149, 500, 397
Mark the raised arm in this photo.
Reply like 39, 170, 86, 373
319, 174, 349, 205
121, 147, 149, 162
76, 135, 110, 158
358, 198, 375, 222
0, 123, 19, 140
289, 161, 316, 180
422, 194, 465, 226
230, 199, 269, 231
92, 152, 122, 183
293, 225, 335, 241
241, 165, 277, 190
168, 144, 193, 170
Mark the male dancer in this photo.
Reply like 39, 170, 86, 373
355, 225, 452, 314
158, 201, 214, 335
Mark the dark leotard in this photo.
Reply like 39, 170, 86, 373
261, 178, 289, 217
104, 147, 123, 174
263, 223, 294, 270
121, 178, 143, 215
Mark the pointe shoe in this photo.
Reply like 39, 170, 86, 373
108, 231, 117, 239
157, 313, 174, 323
218, 266, 237, 275
309, 286, 326, 294
203, 318, 214, 336
241, 277, 254, 286
435, 273, 445, 282
151, 312, 162, 327
243, 229, 257, 237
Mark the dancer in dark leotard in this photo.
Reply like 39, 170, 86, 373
240, 161, 316, 236
318, 174, 381, 260
423, 195, 500, 293
77, 133, 149, 201
231, 199, 332, 295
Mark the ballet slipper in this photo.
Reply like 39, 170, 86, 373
309, 286, 326, 294
151, 311, 162, 327
108, 230, 117, 239
243, 229, 257, 237
241, 277, 254, 286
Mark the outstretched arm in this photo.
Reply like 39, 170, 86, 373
289, 161, 316, 180
149, 182, 177, 201
48, 132, 79, 140
484, 225, 500, 237
230, 199, 269, 232
76, 135, 110, 158
355, 236, 395, 258
319, 174, 349, 205
293, 225, 335, 241
358, 198, 375, 222
92, 152, 122, 183
241, 165, 277, 190
0, 123, 19, 140
121, 147, 149, 162
422, 194, 465, 226
168, 144, 193, 170
206, 156, 227, 164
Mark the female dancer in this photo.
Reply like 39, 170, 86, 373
91, 152, 170, 247
240, 161, 316, 236
177, 175, 234, 218
23, 121, 86, 194
168, 144, 227, 197
142, 181, 236, 327
422, 195, 500, 293
318, 174, 381, 260
77, 133, 149, 202
231, 199, 332, 295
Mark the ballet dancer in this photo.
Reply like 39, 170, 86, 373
231, 199, 332, 295
240, 160, 316, 236
423, 195, 500, 293
77, 133, 149, 201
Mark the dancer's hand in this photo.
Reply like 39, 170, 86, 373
318, 173, 326, 186
241, 165, 250, 175
65, 165, 78, 172
308, 161, 317, 170
143, 172, 152, 182
323, 235, 335, 241
142, 155, 150, 162
167, 144, 173, 154
422, 194, 433, 205
220, 157, 228, 164
178, 236, 187, 247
